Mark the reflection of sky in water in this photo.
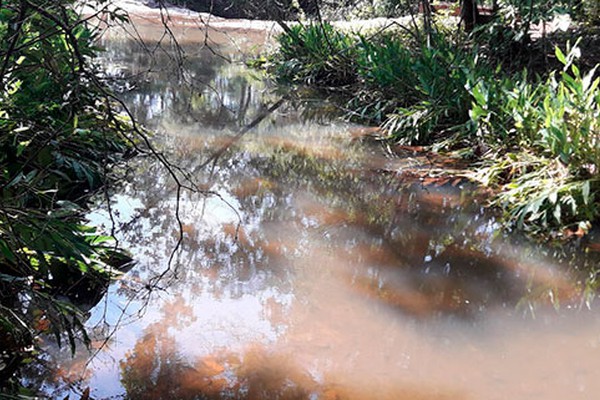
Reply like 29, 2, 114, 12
30, 28, 600, 400
88, 191, 241, 236
87, 194, 143, 228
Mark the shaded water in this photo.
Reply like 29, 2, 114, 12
26, 25, 600, 400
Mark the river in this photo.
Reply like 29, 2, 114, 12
22, 14, 600, 400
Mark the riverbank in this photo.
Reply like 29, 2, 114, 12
81, 0, 422, 50
264, 15, 600, 240
0, 1, 138, 393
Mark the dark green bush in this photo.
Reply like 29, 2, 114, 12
0, 0, 134, 388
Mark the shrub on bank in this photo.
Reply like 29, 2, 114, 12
274, 22, 358, 86
472, 43, 600, 235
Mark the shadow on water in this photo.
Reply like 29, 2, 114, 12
22, 25, 600, 400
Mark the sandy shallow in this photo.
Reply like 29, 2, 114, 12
78, 0, 282, 49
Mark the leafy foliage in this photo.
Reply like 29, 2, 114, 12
271, 24, 497, 144
0, 0, 134, 388
374, 34, 495, 144
473, 42, 600, 235
272, 22, 358, 86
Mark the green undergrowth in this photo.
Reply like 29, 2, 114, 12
267, 21, 600, 240
274, 22, 358, 87
1, 0, 135, 391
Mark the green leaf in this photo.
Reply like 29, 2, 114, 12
0, 9, 15, 22
0, 239, 16, 263
553, 204, 561, 224
571, 64, 581, 79
16, 140, 31, 157
89, 235, 114, 245
582, 181, 590, 205
555, 46, 567, 65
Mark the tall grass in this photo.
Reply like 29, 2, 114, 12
272, 25, 498, 144
273, 22, 357, 86
376, 35, 494, 144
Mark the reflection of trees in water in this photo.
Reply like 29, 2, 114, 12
118, 292, 308, 400
120, 298, 199, 400
109, 147, 300, 297
118, 298, 464, 400
99, 38, 271, 130
120, 331, 311, 400
237, 140, 595, 316
121, 343, 467, 400
31, 34, 597, 399
115, 126, 594, 322
23, 74, 600, 400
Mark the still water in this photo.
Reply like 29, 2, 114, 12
26, 20, 600, 400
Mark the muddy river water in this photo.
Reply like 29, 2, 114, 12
26, 15, 600, 400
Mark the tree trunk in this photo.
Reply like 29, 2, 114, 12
461, 0, 480, 32
421, 0, 433, 45
298, 0, 320, 18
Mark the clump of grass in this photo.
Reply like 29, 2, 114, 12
373, 34, 496, 145
272, 22, 357, 87
478, 152, 597, 236
272, 25, 499, 144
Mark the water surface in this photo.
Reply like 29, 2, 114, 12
26, 23, 600, 400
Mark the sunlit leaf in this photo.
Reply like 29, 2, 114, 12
582, 181, 590, 205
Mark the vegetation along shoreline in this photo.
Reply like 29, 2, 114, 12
261, 0, 600, 242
